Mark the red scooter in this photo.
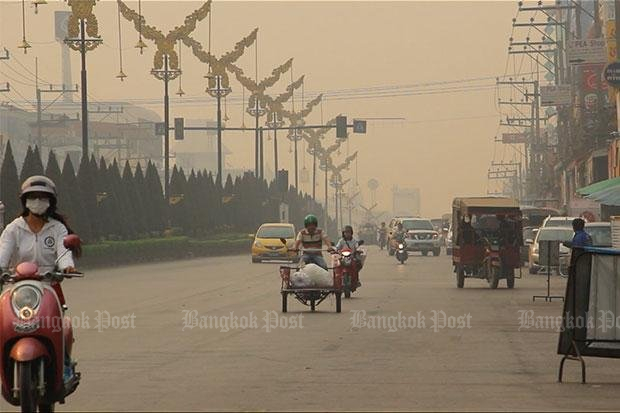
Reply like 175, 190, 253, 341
0, 235, 83, 413
333, 241, 365, 298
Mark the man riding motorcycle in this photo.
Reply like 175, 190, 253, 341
294, 214, 334, 270
377, 222, 388, 249
0, 175, 79, 383
336, 225, 364, 286
392, 222, 406, 245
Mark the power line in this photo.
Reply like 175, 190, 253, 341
10, 54, 51, 85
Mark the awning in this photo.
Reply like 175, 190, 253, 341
577, 176, 620, 196
587, 185, 620, 206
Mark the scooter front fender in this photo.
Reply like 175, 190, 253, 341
9, 337, 50, 362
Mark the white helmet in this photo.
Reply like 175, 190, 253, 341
20, 175, 57, 200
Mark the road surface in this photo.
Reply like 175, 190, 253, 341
2, 247, 619, 411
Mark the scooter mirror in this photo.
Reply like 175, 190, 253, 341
358, 240, 365, 246
63, 234, 81, 250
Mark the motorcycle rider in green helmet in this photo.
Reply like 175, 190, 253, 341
293, 214, 334, 270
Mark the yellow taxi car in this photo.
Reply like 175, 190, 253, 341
251, 223, 298, 263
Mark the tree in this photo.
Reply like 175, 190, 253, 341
145, 161, 165, 233
58, 155, 83, 236
45, 150, 62, 184
0, 141, 21, 221
76, 156, 97, 241
19, 146, 44, 183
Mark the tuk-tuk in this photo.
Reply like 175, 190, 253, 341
452, 197, 523, 289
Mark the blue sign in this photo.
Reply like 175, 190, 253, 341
603, 62, 620, 87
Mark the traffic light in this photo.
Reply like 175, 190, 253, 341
277, 169, 289, 193
174, 117, 184, 140
336, 115, 347, 139
155, 122, 166, 136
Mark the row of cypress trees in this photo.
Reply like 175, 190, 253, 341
0, 141, 334, 242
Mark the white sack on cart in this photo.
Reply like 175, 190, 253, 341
304, 263, 332, 288
291, 271, 312, 288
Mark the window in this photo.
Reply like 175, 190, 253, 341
402, 220, 434, 231
257, 226, 295, 239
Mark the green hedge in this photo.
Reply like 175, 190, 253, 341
80, 235, 251, 268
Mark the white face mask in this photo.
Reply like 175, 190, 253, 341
26, 198, 50, 216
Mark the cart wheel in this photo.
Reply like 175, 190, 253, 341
311, 300, 316, 312
336, 293, 342, 313
457, 266, 465, 288
506, 268, 515, 289
488, 268, 499, 289
281, 292, 288, 313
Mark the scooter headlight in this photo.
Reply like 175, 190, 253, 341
398, 244, 405, 249
12, 286, 41, 318
341, 251, 352, 257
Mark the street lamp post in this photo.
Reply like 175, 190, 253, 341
288, 128, 303, 189
151, 54, 180, 203
319, 157, 329, 230
64, 2, 102, 159
207, 74, 231, 187
266, 111, 284, 180
247, 97, 266, 178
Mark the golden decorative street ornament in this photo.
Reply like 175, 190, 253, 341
117, 0, 211, 74
183, 28, 258, 93
65, 0, 102, 51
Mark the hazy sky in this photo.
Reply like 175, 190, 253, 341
0, 1, 520, 217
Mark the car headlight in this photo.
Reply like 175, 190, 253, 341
12, 286, 41, 319
254, 241, 263, 248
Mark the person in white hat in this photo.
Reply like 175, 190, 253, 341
0, 175, 79, 279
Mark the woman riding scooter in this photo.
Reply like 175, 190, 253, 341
0, 175, 80, 382
336, 225, 364, 286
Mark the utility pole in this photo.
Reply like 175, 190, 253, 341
0, 48, 10, 93
35, 84, 79, 149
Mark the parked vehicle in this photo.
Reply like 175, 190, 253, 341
542, 216, 579, 228
585, 222, 612, 247
251, 223, 297, 263
452, 197, 523, 289
0, 235, 83, 413
520, 205, 561, 228
521, 226, 538, 265
333, 241, 365, 298
528, 227, 573, 274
